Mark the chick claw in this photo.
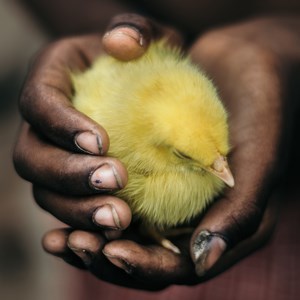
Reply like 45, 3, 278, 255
161, 238, 181, 254
146, 227, 181, 254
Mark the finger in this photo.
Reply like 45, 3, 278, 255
190, 162, 280, 276
42, 228, 86, 269
34, 187, 132, 231
65, 230, 146, 289
20, 34, 110, 155
188, 32, 284, 277
67, 230, 106, 267
13, 123, 127, 195
102, 13, 183, 61
42, 229, 121, 271
55, 230, 196, 290
199, 192, 281, 281
102, 240, 197, 286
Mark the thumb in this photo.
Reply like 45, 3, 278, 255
190, 166, 278, 277
102, 13, 183, 61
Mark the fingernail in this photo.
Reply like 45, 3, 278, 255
89, 163, 123, 190
69, 247, 93, 266
105, 26, 143, 45
193, 230, 227, 276
103, 251, 133, 274
103, 26, 145, 61
75, 131, 103, 155
93, 204, 121, 229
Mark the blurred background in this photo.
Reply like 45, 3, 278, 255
0, 1, 84, 299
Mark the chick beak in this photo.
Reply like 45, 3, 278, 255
208, 156, 235, 187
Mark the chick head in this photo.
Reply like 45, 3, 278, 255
138, 65, 234, 187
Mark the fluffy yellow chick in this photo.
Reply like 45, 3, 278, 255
71, 40, 234, 253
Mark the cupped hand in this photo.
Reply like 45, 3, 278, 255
13, 14, 187, 289
13, 13, 181, 233
15, 14, 298, 289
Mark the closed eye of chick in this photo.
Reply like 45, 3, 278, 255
71, 40, 234, 254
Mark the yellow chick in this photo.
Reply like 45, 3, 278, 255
71, 40, 234, 253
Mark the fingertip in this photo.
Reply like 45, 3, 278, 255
110, 158, 129, 189
102, 13, 164, 62
102, 250, 133, 274
192, 230, 227, 276
102, 13, 183, 63
89, 158, 128, 191
68, 230, 105, 250
92, 196, 132, 230
103, 26, 147, 61
108, 197, 132, 229
67, 231, 105, 266
102, 240, 138, 273
42, 228, 87, 269
102, 239, 133, 256
42, 228, 70, 255
75, 127, 110, 155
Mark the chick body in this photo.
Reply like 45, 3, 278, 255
72, 41, 229, 230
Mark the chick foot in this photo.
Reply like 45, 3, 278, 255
140, 226, 188, 254
150, 228, 181, 254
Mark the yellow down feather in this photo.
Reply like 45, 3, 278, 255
71, 40, 229, 230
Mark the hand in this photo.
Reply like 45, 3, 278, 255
14, 14, 299, 289
13, 14, 185, 289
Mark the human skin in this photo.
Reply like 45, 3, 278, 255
14, 3, 300, 290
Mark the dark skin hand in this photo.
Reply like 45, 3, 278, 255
14, 12, 300, 290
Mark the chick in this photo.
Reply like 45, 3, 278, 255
71, 40, 234, 253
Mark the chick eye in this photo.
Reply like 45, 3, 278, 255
173, 149, 192, 160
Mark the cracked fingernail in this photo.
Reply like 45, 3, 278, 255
93, 204, 121, 229
75, 131, 103, 155
90, 163, 123, 190
69, 247, 93, 266
193, 230, 227, 276
103, 252, 133, 274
